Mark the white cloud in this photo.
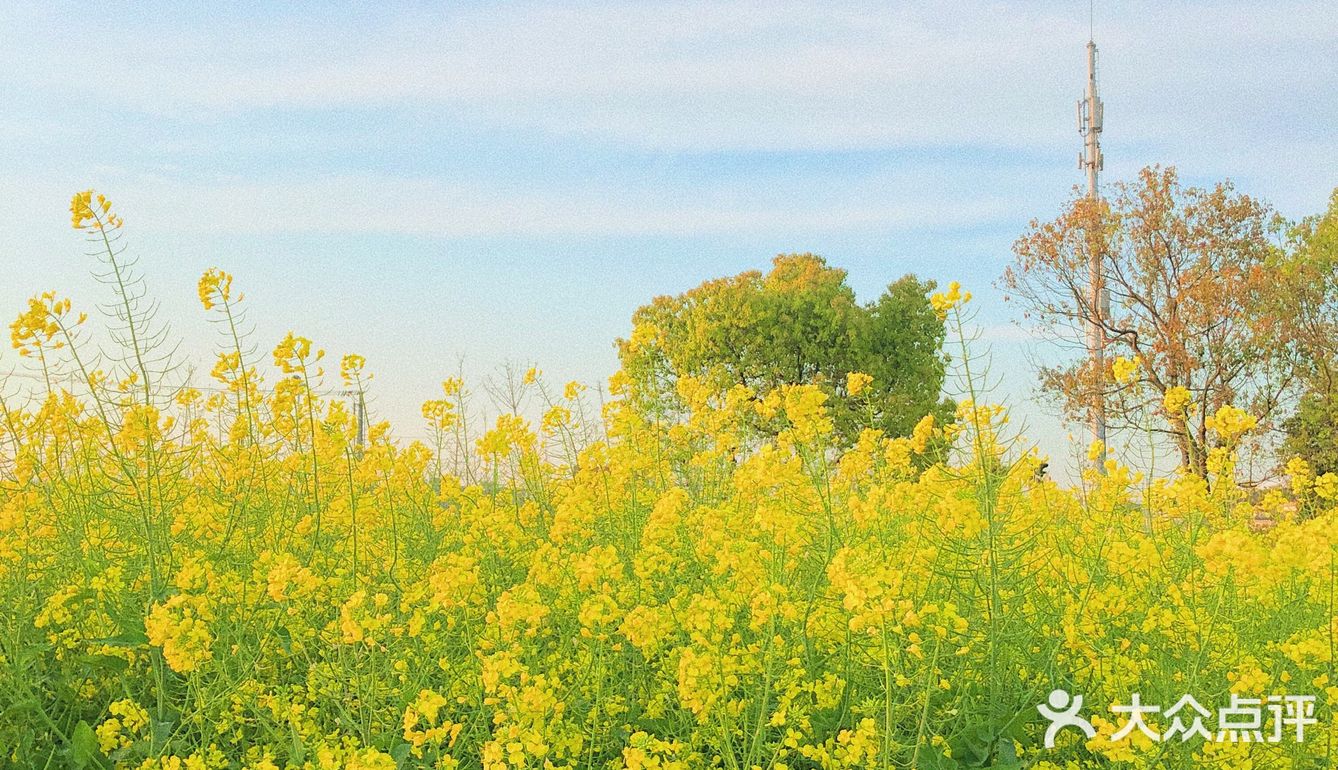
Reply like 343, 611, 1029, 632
5, 1, 1332, 154
0, 0, 1331, 241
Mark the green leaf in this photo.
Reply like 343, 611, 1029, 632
273, 623, 293, 654
0, 698, 40, 722
150, 715, 176, 746
67, 720, 99, 768
992, 736, 1020, 767
289, 725, 307, 763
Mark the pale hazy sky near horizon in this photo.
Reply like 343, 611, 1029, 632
1, 1, 1334, 481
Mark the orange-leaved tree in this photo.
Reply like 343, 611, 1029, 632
1003, 166, 1298, 475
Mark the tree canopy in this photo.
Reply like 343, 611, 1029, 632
1004, 166, 1299, 475
617, 253, 951, 443
1281, 188, 1338, 474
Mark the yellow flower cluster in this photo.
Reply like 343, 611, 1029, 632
272, 331, 323, 375
1287, 456, 1314, 497
1086, 438, 1106, 462
781, 383, 832, 442
96, 699, 149, 754
402, 689, 464, 754
1162, 385, 1192, 416
9, 292, 81, 357
144, 595, 214, 674
70, 189, 123, 230
1316, 472, 1338, 502
340, 353, 367, 386
1207, 403, 1257, 441
909, 413, 935, 454
197, 268, 235, 311
845, 371, 873, 397
1111, 355, 1139, 384
929, 280, 971, 318
476, 413, 536, 459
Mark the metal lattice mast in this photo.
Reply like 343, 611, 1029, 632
1078, 37, 1107, 462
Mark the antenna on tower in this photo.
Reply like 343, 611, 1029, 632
1077, 26, 1108, 467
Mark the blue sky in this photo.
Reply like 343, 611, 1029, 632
1, 1, 1334, 479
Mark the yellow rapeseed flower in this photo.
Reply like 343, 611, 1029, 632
1111, 355, 1139, 384
145, 595, 214, 673
340, 353, 367, 386
1163, 386, 1192, 416
1087, 439, 1105, 462
9, 293, 70, 356
930, 281, 972, 319
1316, 473, 1338, 502
197, 268, 234, 310
910, 414, 935, 454
96, 699, 148, 754
272, 332, 322, 374
1207, 404, 1257, 441
70, 189, 123, 230
845, 371, 873, 397
1287, 457, 1313, 497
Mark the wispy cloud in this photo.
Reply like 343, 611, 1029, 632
1, 0, 1331, 249
5, 1, 1332, 155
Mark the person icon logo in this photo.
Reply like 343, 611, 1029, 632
1038, 688, 1096, 748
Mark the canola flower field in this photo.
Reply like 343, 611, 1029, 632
3, 194, 1338, 770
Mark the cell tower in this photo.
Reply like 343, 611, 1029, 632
1077, 37, 1108, 463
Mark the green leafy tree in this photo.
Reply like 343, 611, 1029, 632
1281, 189, 1338, 473
617, 253, 951, 442
1283, 393, 1338, 476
